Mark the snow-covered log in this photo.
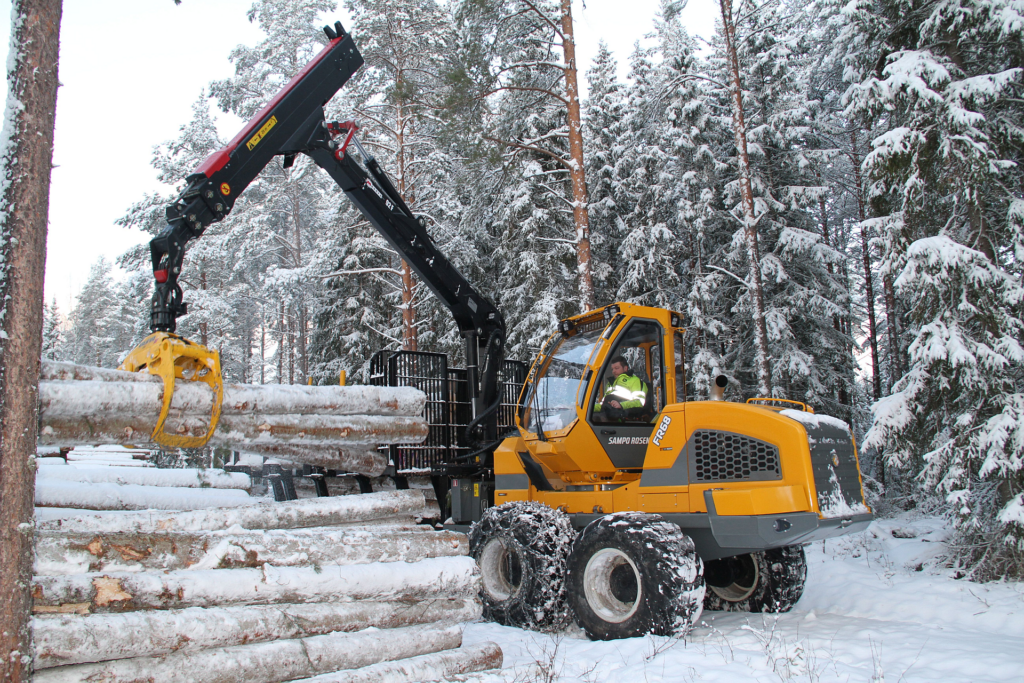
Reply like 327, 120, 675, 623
244, 445, 389, 475
295, 642, 503, 683
36, 465, 250, 489
33, 598, 481, 669
34, 480, 253, 512
34, 526, 468, 575
39, 401, 428, 451
32, 622, 463, 683
31, 556, 479, 613
35, 490, 428, 534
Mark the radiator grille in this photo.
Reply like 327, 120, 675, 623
690, 430, 781, 482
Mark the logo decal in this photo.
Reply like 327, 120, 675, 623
220, 183, 231, 196
652, 415, 672, 447
607, 436, 649, 445
246, 115, 278, 151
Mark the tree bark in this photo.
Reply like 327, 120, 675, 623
33, 623, 464, 683
559, 0, 594, 312
34, 526, 467, 575
310, 642, 503, 683
883, 271, 900, 388
850, 131, 882, 402
0, 1, 62, 680
719, 0, 771, 396
32, 599, 480, 669
35, 489, 430, 535
31, 556, 479, 613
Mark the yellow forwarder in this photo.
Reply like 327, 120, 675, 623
121, 20, 871, 643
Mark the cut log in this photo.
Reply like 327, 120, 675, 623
40, 362, 426, 417
36, 465, 250, 489
40, 401, 428, 450
35, 489, 429, 534
296, 642, 503, 683
31, 556, 479, 613
33, 598, 481, 669
34, 526, 468, 575
32, 622, 463, 683
243, 445, 389, 475
34, 480, 253, 512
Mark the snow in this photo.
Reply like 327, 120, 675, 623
779, 408, 851, 433
461, 514, 1024, 682
37, 464, 250, 489
35, 479, 254, 511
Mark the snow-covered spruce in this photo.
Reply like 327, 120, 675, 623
566, 512, 705, 640
703, 545, 807, 613
31, 556, 479, 613
32, 599, 481, 669
32, 622, 463, 683
291, 642, 503, 683
35, 489, 429, 534
469, 501, 576, 631
33, 525, 467, 576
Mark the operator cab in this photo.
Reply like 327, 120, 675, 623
517, 303, 685, 475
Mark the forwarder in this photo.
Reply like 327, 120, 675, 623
125, 22, 872, 642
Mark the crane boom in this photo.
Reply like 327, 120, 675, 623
146, 22, 506, 447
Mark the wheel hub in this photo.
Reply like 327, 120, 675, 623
478, 538, 523, 601
709, 553, 759, 602
583, 547, 641, 623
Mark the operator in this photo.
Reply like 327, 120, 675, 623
594, 355, 648, 422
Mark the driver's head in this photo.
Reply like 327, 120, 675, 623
610, 356, 629, 377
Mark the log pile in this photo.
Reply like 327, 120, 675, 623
38, 361, 429, 475
32, 490, 502, 682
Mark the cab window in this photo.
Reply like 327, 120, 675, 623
522, 324, 605, 434
590, 320, 665, 424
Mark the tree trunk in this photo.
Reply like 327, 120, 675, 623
36, 489, 430, 535
277, 302, 284, 384
34, 526, 467, 575
851, 131, 882, 402
719, 0, 771, 396
312, 643, 503, 683
33, 599, 480, 669
0, 1, 62, 680
559, 0, 594, 312
33, 623, 464, 683
31, 556, 478, 612
198, 268, 208, 346
883, 272, 900, 388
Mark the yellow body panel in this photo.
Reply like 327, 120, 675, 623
491, 301, 866, 524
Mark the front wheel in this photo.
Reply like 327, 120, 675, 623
469, 501, 576, 631
567, 512, 705, 640
703, 545, 807, 613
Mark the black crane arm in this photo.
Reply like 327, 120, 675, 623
147, 22, 506, 442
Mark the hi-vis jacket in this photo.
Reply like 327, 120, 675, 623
594, 372, 647, 411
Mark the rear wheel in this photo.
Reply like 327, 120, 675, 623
703, 545, 807, 613
567, 512, 705, 640
469, 501, 575, 631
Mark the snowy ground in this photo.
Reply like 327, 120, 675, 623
462, 515, 1024, 682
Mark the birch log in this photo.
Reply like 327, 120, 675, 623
34, 526, 468, 575
36, 465, 250, 489
33, 599, 481, 669
34, 480, 253, 512
33, 623, 463, 683
31, 556, 479, 613
36, 489, 428, 534
297, 642, 503, 683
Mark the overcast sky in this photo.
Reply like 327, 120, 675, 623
2, 0, 717, 314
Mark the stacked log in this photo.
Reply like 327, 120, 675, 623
32, 490, 502, 682
38, 361, 429, 475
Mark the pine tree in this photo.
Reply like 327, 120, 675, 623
41, 298, 63, 361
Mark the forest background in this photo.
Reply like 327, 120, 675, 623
37, 0, 1024, 580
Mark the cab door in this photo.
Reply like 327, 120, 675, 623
585, 318, 667, 469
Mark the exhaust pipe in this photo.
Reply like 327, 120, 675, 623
710, 375, 728, 401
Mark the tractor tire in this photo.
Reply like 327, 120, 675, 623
468, 501, 576, 631
566, 512, 705, 640
703, 545, 807, 613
